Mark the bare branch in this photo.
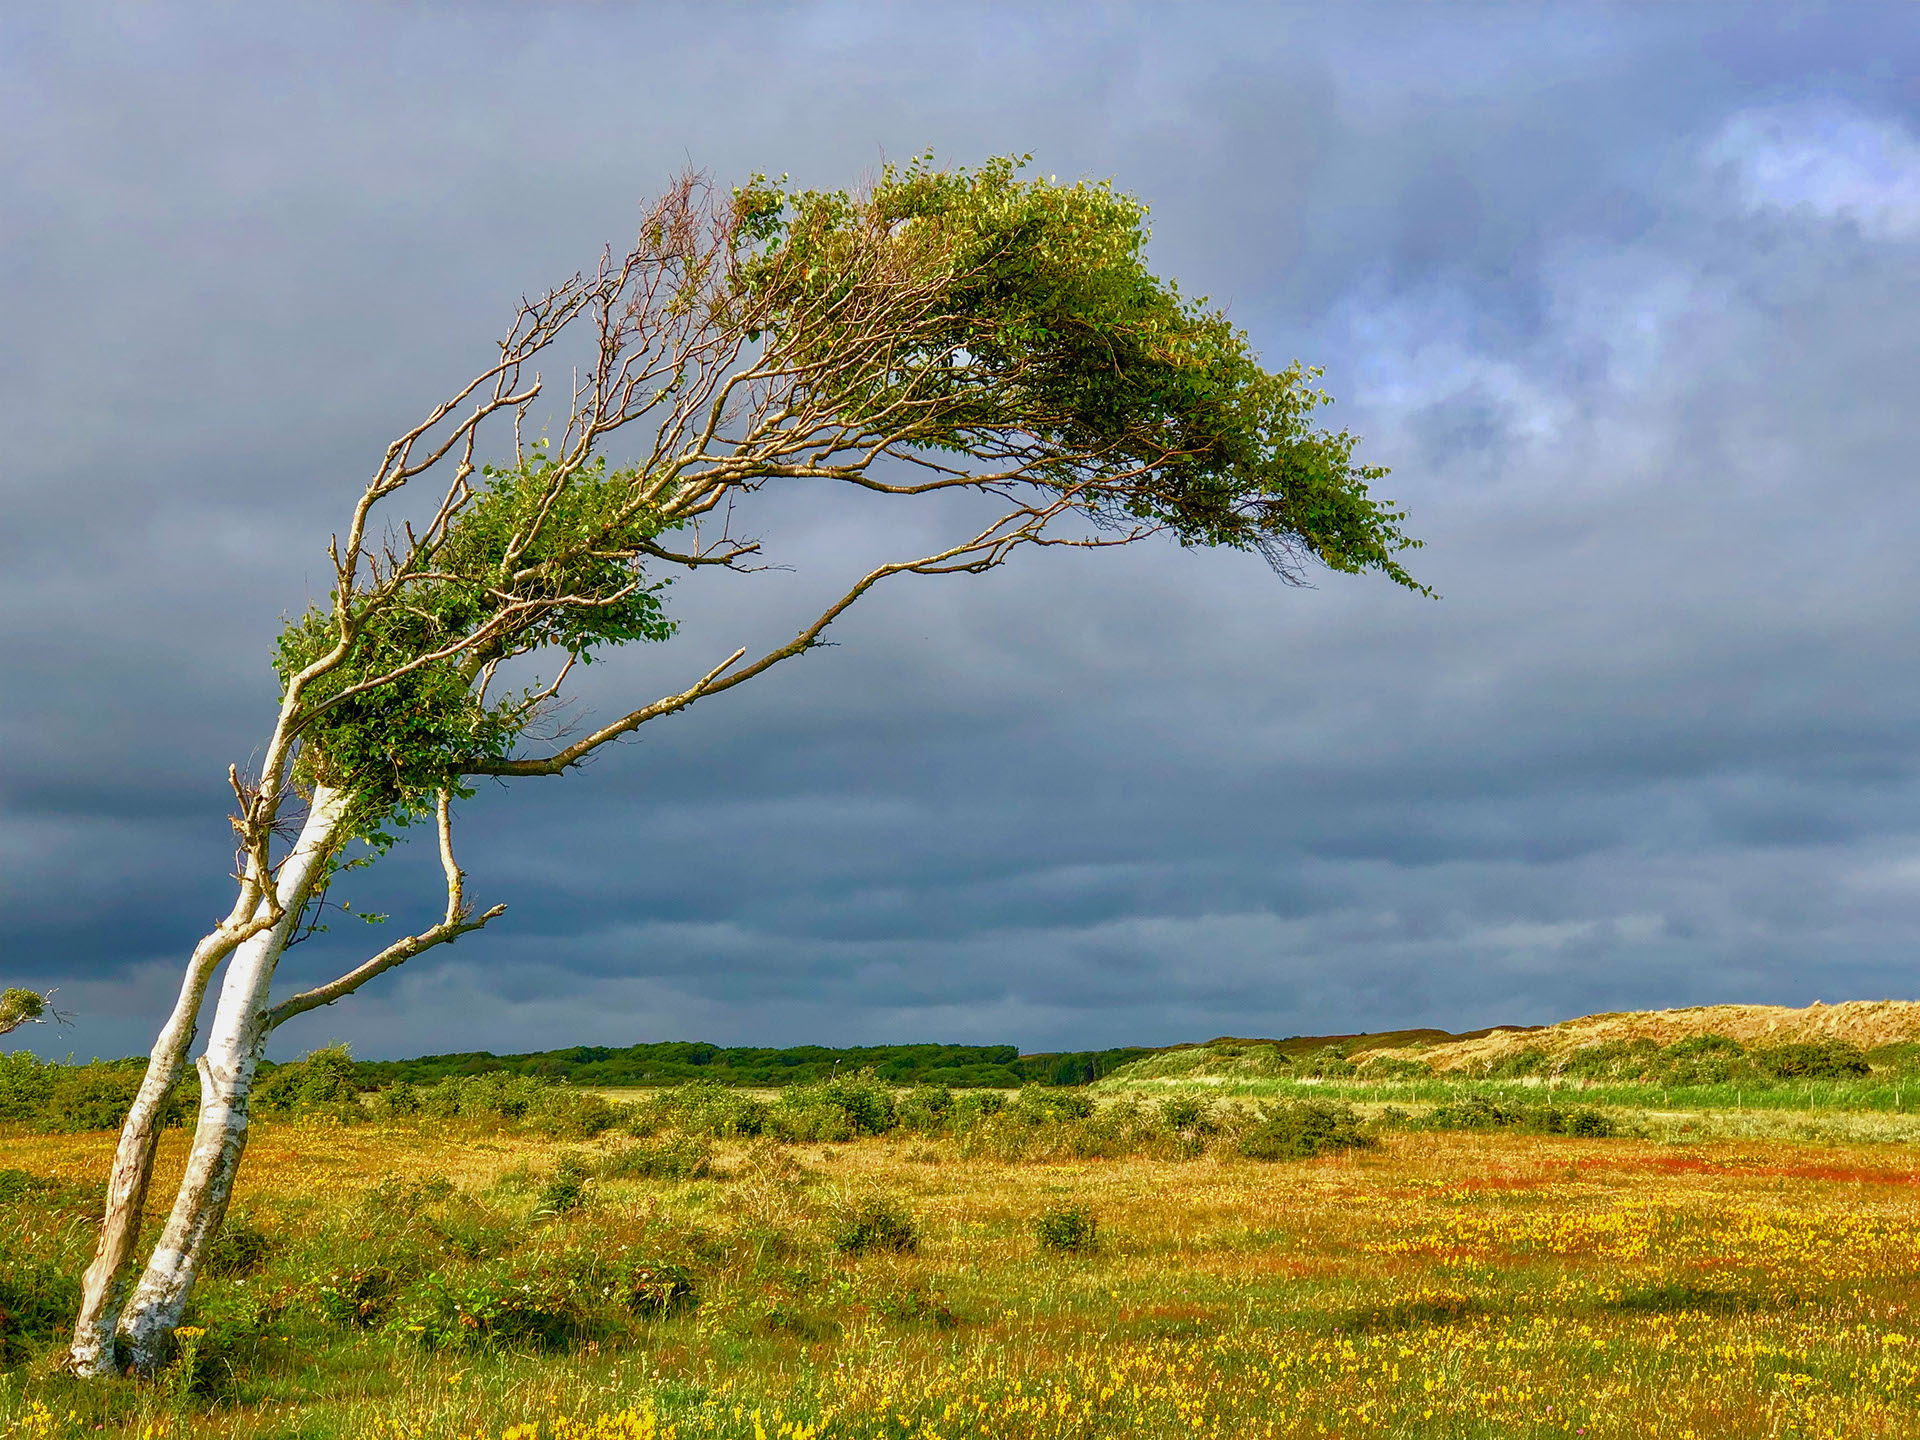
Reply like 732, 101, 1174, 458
264, 790, 505, 1029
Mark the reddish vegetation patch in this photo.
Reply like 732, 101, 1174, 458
1757, 1163, 1920, 1186
1602, 1152, 1920, 1186
1453, 1173, 1549, 1192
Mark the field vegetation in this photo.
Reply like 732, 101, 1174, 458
5, 1050, 1920, 1438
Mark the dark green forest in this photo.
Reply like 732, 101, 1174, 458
346, 1041, 1162, 1090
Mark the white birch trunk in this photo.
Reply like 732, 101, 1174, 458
115, 784, 352, 1374
67, 941, 229, 1375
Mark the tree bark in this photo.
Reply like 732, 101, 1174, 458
105, 785, 351, 1375
67, 945, 227, 1375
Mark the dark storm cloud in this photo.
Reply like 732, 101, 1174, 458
3, 3, 1918, 1060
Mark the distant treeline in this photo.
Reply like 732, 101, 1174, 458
348, 1041, 1163, 1090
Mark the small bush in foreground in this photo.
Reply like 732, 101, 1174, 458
535, 1154, 592, 1216
387, 1263, 587, 1351
835, 1196, 919, 1255
624, 1260, 697, 1316
1032, 1204, 1098, 1254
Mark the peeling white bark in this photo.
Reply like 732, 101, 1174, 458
114, 785, 350, 1374
68, 950, 224, 1375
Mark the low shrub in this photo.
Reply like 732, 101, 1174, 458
600, 1136, 713, 1182
1158, 1095, 1214, 1132
1417, 1095, 1525, 1131
1291, 1047, 1357, 1080
835, 1196, 919, 1256
1236, 1102, 1375, 1160
897, 1084, 955, 1132
873, 1283, 957, 1328
369, 1080, 421, 1118
387, 1262, 588, 1351
0, 1056, 203, 1134
638, 1079, 769, 1139
0, 1252, 80, 1363
1032, 1204, 1098, 1254
1011, 1086, 1093, 1121
770, 1072, 898, 1141
253, 1045, 362, 1120
416, 1071, 555, 1122
536, 1154, 593, 1216
307, 1265, 404, 1328
1755, 1040, 1870, 1080
1409, 1096, 1615, 1137
530, 1088, 622, 1139
205, 1207, 275, 1276
624, 1260, 697, 1316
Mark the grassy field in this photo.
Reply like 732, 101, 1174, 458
7, 1096, 1920, 1439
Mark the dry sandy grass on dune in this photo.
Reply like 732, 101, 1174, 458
1368, 999, 1920, 1072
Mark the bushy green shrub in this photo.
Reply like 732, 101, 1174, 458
954, 1091, 1005, 1123
1560, 1039, 1663, 1083
1868, 1042, 1920, 1075
1484, 1046, 1554, 1079
387, 1262, 588, 1351
536, 1155, 593, 1216
1754, 1040, 1870, 1080
254, 1045, 362, 1119
897, 1084, 955, 1132
600, 1136, 713, 1182
1158, 1095, 1213, 1132
769, 1072, 898, 1141
416, 1070, 555, 1121
1560, 1107, 1616, 1137
1409, 1096, 1615, 1137
1236, 1102, 1375, 1160
1032, 1204, 1098, 1254
1654, 1034, 1749, 1086
530, 1088, 622, 1139
205, 1207, 276, 1277
1012, 1085, 1094, 1121
638, 1079, 769, 1138
624, 1260, 697, 1316
835, 1196, 919, 1255
307, 1264, 404, 1328
1418, 1095, 1525, 1130
370, 1080, 421, 1117
0, 1051, 56, 1122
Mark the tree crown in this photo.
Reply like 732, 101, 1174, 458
264, 154, 1424, 842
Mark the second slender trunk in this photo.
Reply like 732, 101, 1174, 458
113, 785, 351, 1374
67, 941, 229, 1375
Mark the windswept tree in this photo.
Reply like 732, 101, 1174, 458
69, 155, 1425, 1376
0, 987, 54, 1035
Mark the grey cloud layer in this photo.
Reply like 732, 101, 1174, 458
3, 4, 1917, 1059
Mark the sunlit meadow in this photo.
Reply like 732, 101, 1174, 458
6, 1087, 1920, 1440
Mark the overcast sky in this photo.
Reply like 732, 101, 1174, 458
4, 3, 1917, 1063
